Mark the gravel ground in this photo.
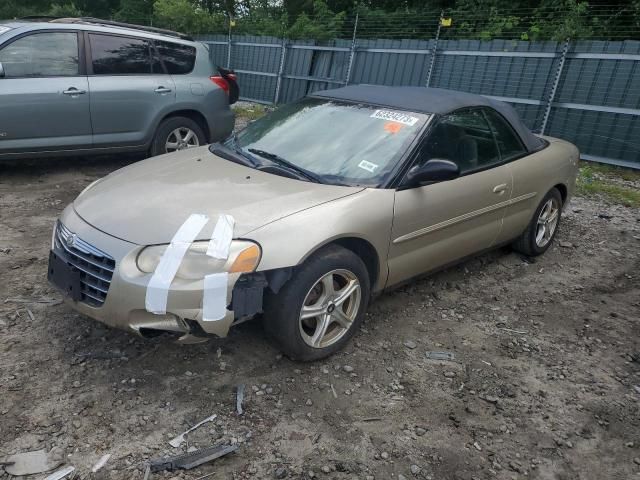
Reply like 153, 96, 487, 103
0, 147, 639, 480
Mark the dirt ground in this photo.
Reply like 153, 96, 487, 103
1, 146, 639, 480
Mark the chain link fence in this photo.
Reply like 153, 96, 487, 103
194, 8, 639, 169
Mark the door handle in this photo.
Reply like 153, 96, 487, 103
62, 88, 86, 95
493, 184, 508, 194
154, 86, 172, 94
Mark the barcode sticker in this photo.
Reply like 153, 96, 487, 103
358, 160, 379, 173
370, 110, 419, 126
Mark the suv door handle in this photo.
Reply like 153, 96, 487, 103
154, 86, 172, 94
493, 184, 508, 194
62, 87, 86, 95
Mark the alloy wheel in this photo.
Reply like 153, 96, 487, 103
299, 269, 361, 349
166, 127, 199, 152
535, 197, 560, 247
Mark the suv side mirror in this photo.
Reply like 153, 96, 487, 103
405, 159, 460, 186
0, 62, 5, 78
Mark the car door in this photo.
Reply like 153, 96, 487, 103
481, 108, 537, 243
387, 108, 513, 286
86, 32, 176, 147
0, 30, 91, 155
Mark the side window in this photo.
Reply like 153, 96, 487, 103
89, 34, 152, 75
0, 32, 78, 77
483, 109, 527, 161
421, 109, 500, 173
155, 40, 196, 74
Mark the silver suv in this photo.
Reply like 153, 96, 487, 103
0, 17, 238, 159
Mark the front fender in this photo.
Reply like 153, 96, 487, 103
246, 188, 396, 292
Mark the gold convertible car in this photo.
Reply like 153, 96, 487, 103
48, 86, 579, 360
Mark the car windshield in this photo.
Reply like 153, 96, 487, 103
224, 98, 429, 187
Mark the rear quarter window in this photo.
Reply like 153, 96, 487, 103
155, 41, 196, 74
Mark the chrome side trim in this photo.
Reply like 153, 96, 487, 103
393, 192, 537, 244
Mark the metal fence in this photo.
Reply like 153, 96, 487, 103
197, 21, 640, 169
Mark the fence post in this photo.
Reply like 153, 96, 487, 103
274, 39, 287, 104
540, 38, 570, 135
226, 20, 232, 68
425, 10, 443, 87
345, 11, 359, 84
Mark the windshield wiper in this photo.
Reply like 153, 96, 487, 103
248, 148, 322, 183
209, 142, 258, 168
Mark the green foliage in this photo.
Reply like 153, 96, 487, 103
286, 0, 346, 40
576, 163, 640, 208
153, 0, 225, 33
1, 0, 640, 41
49, 3, 84, 17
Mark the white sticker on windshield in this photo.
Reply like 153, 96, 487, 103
370, 110, 419, 126
358, 160, 379, 173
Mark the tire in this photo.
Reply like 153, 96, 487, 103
264, 245, 371, 361
512, 187, 563, 257
150, 116, 206, 157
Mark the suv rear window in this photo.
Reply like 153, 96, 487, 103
156, 40, 196, 74
89, 34, 154, 75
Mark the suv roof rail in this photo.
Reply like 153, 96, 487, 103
18, 15, 63, 21
21, 16, 194, 41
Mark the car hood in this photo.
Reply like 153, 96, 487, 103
73, 147, 363, 245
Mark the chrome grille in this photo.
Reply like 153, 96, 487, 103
53, 221, 115, 307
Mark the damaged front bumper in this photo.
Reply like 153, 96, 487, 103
48, 207, 264, 339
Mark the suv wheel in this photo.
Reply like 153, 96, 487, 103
264, 245, 371, 361
151, 116, 206, 156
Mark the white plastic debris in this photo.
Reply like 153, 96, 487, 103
91, 453, 111, 473
169, 414, 217, 448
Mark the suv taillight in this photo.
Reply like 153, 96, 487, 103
210, 74, 237, 94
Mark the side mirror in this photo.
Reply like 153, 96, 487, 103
405, 158, 460, 186
0, 62, 5, 78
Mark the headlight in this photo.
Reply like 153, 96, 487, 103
136, 240, 261, 279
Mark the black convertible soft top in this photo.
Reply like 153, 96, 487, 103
312, 85, 544, 152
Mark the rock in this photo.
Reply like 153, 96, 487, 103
415, 427, 427, 436
274, 466, 287, 478
482, 395, 499, 404
321, 465, 331, 474
410, 464, 421, 474
398, 475, 408, 480
308, 470, 315, 478
473, 441, 482, 451
403, 340, 417, 349
72, 381, 81, 388
380, 452, 389, 460
306, 399, 313, 406
443, 371, 456, 378
343, 365, 354, 373
559, 241, 574, 248
634, 457, 640, 466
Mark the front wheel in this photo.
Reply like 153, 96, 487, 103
512, 187, 563, 256
264, 245, 370, 361
150, 116, 206, 157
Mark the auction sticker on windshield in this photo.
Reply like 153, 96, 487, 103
370, 110, 419, 126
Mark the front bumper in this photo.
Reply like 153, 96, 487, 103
49, 206, 243, 338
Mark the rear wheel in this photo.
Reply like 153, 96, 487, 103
150, 116, 206, 157
264, 245, 370, 361
513, 187, 563, 256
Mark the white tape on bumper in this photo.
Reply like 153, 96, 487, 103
202, 272, 229, 321
207, 214, 235, 259
145, 214, 209, 315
